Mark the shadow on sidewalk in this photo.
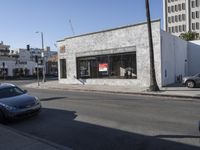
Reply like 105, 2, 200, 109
155, 135, 200, 139
6, 108, 200, 150
162, 83, 200, 92
163, 83, 185, 88
160, 89, 200, 92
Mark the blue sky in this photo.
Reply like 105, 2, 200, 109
0, 0, 163, 51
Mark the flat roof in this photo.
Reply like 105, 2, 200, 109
57, 19, 161, 42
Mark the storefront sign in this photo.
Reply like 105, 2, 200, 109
60, 45, 66, 53
99, 63, 108, 72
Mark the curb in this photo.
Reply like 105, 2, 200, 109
25, 84, 200, 101
0, 124, 72, 150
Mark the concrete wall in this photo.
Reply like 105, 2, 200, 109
57, 20, 162, 88
0, 60, 16, 76
161, 30, 188, 86
19, 49, 31, 62
188, 40, 200, 75
26, 61, 36, 75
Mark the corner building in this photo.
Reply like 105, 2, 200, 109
57, 20, 200, 88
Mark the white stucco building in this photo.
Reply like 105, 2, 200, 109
57, 20, 200, 88
0, 43, 58, 78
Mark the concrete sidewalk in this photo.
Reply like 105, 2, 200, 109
24, 81, 200, 100
0, 124, 71, 150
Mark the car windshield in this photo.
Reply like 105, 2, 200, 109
194, 73, 200, 77
0, 86, 25, 99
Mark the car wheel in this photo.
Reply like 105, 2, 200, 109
186, 80, 195, 88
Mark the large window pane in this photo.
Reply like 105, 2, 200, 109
77, 52, 137, 79
60, 59, 66, 78
79, 60, 91, 78
122, 54, 137, 78
110, 55, 121, 78
97, 56, 109, 78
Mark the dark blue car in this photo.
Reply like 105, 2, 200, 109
0, 83, 41, 122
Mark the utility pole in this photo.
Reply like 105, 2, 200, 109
2, 62, 5, 80
36, 31, 46, 82
41, 32, 46, 82
145, 0, 160, 91
35, 56, 40, 86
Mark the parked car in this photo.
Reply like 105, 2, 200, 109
182, 73, 200, 88
0, 83, 41, 123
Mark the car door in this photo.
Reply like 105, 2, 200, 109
196, 74, 200, 85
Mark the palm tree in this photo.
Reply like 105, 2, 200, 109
145, 0, 160, 91
179, 31, 200, 41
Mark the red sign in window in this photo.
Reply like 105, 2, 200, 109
99, 63, 108, 72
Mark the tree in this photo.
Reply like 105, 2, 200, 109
145, 0, 160, 91
179, 31, 200, 41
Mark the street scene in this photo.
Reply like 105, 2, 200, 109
0, 79, 199, 150
1, 0, 200, 150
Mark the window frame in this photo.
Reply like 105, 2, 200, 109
76, 52, 137, 79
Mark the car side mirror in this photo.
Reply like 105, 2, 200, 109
24, 90, 28, 93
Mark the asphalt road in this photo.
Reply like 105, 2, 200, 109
5, 83, 200, 150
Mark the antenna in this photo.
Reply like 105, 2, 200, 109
69, 19, 75, 35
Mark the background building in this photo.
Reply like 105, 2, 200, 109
0, 41, 10, 56
0, 42, 57, 78
46, 54, 58, 76
0, 41, 14, 77
163, 0, 200, 36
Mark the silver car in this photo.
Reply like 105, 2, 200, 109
0, 83, 41, 122
182, 73, 200, 88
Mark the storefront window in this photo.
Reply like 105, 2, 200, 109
121, 54, 137, 78
60, 59, 66, 78
97, 56, 109, 77
77, 52, 137, 79
79, 60, 90, 77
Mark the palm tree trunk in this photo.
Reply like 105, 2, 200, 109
145, 0, 160, 91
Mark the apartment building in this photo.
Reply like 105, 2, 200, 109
163, 0, 200, 36
0, 41, 10, 56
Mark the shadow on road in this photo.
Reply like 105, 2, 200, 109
155, 135, 200, 139
7, 108, 200, 150
40, 97, 67, 101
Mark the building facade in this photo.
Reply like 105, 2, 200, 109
163, 0, 200, 36
0, 42, 57, 78
46, 54, 58, 76
0, 41, 16, 77
57, 20, 200, 88
0, 41, 10, 56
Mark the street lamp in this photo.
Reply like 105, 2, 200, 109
36, 31, 46, 82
